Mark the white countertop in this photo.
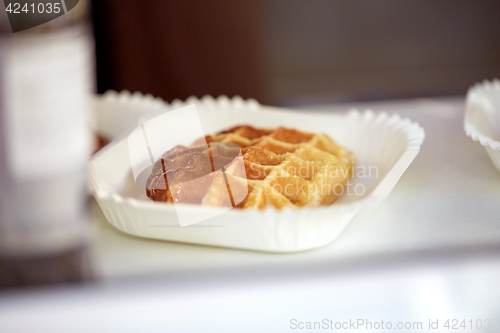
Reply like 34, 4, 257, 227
2, 96, 500, 333
89, 96, 500, 280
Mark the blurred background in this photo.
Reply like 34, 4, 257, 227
92, 0, 500, 106
2, 1, 500, 331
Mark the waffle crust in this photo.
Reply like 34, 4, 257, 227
146, 125, 354, 209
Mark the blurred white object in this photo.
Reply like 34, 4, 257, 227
90, 90, 166, 141
88, 92, 424, 252
0, 1, 94, 287
0, 26, 93, 256
464, 79, 500, 172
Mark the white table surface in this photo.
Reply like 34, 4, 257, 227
2, 96, 500, 333
89, 96, 500, 280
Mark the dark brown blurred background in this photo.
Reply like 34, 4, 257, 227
92, 0, 500, 106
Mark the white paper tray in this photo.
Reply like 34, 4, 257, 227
464, 79, 500, 172
89, 91, 425, 252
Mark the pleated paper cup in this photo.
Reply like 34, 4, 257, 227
464, 79, 500, 172
89, 91, 425, 252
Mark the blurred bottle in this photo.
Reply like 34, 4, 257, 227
0, 1, 94, 287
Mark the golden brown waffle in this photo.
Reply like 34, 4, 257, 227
146, 125, 354, 209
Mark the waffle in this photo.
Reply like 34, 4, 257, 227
146, 125, 354, 209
